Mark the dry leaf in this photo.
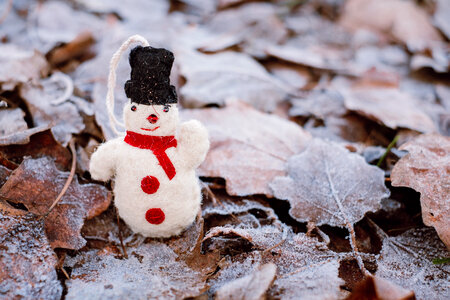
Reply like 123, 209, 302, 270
340, 0, 442, 51
181, 101, 311, 196
20, 76, 86, 146
434, 0, 450, 39
208, 229, 344, 299
0, 157, 111, 250
376, 227, 450, 299
176, 50, 291, 112
0, 165, 11, 186
65, 242, 207, 299
0, 44, 49, 89
0, 108, 28, 137
343, 87, 437, 133
0, 125, 49, 147
193, 2, 287, 58
391, 133, 450, 248
346, 275, 415, 300
0, 129, 72, 169
215, 263, 276, 300
270, 139, 389, 226
0, 204, 62, 299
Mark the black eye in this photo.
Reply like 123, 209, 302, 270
163, 105, 170, 112
131, 105, 137, 111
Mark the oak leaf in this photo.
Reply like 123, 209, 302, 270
0, 157, 111, 250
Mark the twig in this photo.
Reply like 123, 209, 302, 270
116, 207, 128, 259
45, 139, 77, 216
0, 0, 13, 25
60, 267, 70, 280
377, 135, 399, 167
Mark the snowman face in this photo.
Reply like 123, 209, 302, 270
123, 102, 179, 136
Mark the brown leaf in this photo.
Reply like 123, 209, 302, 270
65, 242, 207, 299
181, 101, 311, 196
391, 133, 450, 248
0, 129, 72, 169
0, 44, 49, 89
176, 50, 291, 112
0, 204, 62, 299
376, 227, 450, 299
0, 165, 11, 186
0, 125, 49, 147
270, 139, 389, 227
346, 275, 415, 300
343, 87, 437, 133
0, 156, 111, 250
340, 0, 442, 51
215, 263, 276, 300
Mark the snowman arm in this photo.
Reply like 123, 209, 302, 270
89, 139, 120, 182
177, 120, 210, 169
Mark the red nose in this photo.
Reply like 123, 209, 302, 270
147, 114, 158, 124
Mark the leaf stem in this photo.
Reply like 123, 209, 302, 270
377, 135, 399, 167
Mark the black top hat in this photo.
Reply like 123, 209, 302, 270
124, 46, 177, 105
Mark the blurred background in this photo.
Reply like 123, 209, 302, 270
1, 0, 448, 147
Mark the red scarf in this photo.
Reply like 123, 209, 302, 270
124, 131, 177, 180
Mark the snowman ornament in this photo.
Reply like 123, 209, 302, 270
89, 36, 209, 238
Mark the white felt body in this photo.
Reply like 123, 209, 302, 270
90, 104, 209, 237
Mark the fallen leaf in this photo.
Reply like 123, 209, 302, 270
20, 75, 87, 146
193, 2, 288, 58
391, 133, 450, 248
0, 125, 49, 147
65, 242, 207, 299
176, 50, 291, 112
343, 87, 437, 133
215, 263, 276, 300
433, 0, 450, 40
0, 108, 28, 137
270, 138, 389, 227
376, 227, 450, 299
410, 46, 449, 74
181, 101, 311, 196
265, 62, 311, 91
0, 44, 49, 90
208, 228, 344, 299
0, 165, 11, 186
0, 156, 111, 250
0, 204, 62, 299
32, 0, 105, 53
340, 0, 442, 51
0, 128, 71, 169
289, 89, 347, 119
346, 275, 415, 300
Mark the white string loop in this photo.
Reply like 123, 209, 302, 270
106, 34, 150, 136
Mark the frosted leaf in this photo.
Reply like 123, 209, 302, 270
340, 0, 442, 51
270, 139, 389, 227
176, 50, 291, 112
0, 125, 49, 146
0, 205, 62, 299
189, 2, 287, 58
343, 87, 437, 133
65, 243, 206, 300
20, 77, 86, 146
181, 101, 311, 196
215, 263, 276, 300
0, 108, 28, 137
434, 0, 450, 40
208, 229, 343, 299
0, 44, 49, 88
391, 133, 450, 248
0, 157, 111, 250
376, 228, 450, 299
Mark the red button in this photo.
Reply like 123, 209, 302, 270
147, 114, 158, 124
145, 208, 165, 224
141, 176, 159, 194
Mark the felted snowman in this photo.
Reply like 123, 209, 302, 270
89, 36, 209, 238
